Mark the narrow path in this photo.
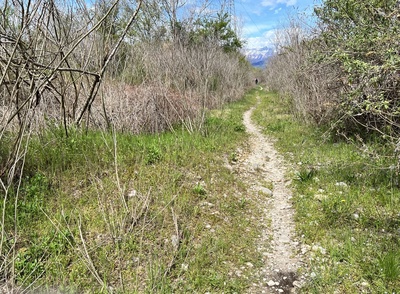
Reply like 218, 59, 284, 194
235, 95, 304, 293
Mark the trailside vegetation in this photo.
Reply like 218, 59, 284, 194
264, 0, 400, 141
262, 1, 400, 292
0, 0, 252, 180
253, 90, 400, 293
0, 0, 254, 291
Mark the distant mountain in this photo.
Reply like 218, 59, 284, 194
243, 47, 274, 68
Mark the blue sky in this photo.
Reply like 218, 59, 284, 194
235, 0, 321, 49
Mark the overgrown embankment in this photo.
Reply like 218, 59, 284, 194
253, 90, 400, 293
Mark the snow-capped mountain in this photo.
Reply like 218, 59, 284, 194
243, 47, 274, 68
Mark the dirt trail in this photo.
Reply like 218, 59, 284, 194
233, 94, 304, 293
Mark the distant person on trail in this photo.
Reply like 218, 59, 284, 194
255, 78, 259, 85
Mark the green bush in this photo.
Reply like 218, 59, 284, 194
314, 0, 400, 138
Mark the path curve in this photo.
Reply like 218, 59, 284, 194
238, 95, 304, 293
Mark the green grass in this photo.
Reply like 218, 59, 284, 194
252, 90, 400, 293
8, 87, 399, 293
0, 88, 266, 292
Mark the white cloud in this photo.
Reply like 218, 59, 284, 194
274, 7, 282, 14
244, 29, 278, 49
244, 36, 268, 49
261, 0, 297, 8
261, 0, 275, 6
242, 23, 274, 36
284, 0, 297, 5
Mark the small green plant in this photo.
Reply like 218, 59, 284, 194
23, 173, 49, 197
379, 251, 400, 282
267, 120, 287, 132
229, 152, 238, 162
238, 197, 247, 209
295, 168, 315, 182
145, 145, 162, 165
15, 243, 46, 284
233, 123, 245, 132
14, 230, 73, 285
193, 183, 207, 196
18, 173, 49, 223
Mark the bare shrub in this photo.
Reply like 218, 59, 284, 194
82, 41, 252, 133
95, 82, 202, 133
264, 21, 344, 124
0, 1, 143, 290
129, 42, 251, 106
0, 0, 251, 141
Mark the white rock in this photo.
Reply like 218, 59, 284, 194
181, 263, 188, 271
353, 213, 359, 220
314, 194, 327, 201
200, 201, 214, 207
259, 187, 273, 196
312, 245, 326, 255
127, 190, 137, 197
293, 280, 302, 288
171, 235, 179, 248
267, 280, 276, 287
335, 182, 348, 187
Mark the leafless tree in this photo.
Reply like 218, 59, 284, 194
0, 0, 142, 289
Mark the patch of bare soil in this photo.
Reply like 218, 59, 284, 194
228, 96, 305, 293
